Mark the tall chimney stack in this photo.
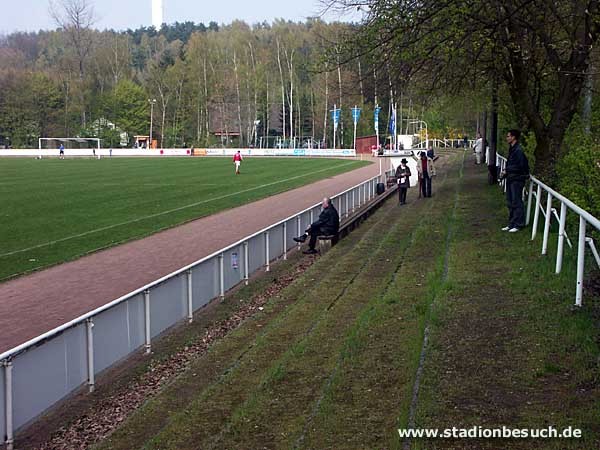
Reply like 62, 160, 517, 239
152, 0, 163, 29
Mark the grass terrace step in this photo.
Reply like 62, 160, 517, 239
92, 153, 463, 450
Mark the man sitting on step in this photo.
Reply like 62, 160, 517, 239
294, 197, 340, 254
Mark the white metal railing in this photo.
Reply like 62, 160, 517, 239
496, 154, 600, 307
0, 171, 388, 450
431, 138, 475, 149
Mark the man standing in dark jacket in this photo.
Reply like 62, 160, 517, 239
294, 197, 340, 254
500, 129, 530, 232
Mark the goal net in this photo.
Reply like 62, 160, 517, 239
39, 138, 101, 150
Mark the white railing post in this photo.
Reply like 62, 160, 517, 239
243, 242, 249, 285
363, 182, 366, 204
219, 253, 225, 298
587, 238, 600, 268
556, 202, 567, 274
542, 192, 553, 255
345, 192, 349, 217
282, 222, 287, 260
265, 232, 270, 272
144, 289, 151, 354
352, 189, 356, 212
576, 217, 586, 307
186, 269, 193, 323
4, 359, 13, 450
86, 318, 95, 393
526, 179, 534, 226
296, 216, 302, 249
531, 184, 542, 240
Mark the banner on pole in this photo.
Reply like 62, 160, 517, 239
374, 106, 381, 132
388, 107, 395, 135
331, 107, 341, 130
351, 106, 361, 125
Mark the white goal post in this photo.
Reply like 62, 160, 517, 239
39, 138, 101, 150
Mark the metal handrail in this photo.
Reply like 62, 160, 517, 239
0, 174, 382, 363
495, 153, 600, 307
1, 169, 385, 450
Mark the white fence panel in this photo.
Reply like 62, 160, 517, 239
149, 275, 187, 339
93, 295, 145, 373
12, 325, 86, 431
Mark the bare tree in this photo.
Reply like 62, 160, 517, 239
276, 38, 286, 141
50, 0, 96, 127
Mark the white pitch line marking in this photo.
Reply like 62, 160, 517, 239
0, 162, 356, 258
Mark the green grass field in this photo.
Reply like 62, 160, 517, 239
0, 157, 369, 281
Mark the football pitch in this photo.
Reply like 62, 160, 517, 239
0, 157, 369, 281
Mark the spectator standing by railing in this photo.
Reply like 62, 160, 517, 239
473, 132, 483, 164
395, 158, 411, 205
500, 129, 530, 232
416, 151, 436, 198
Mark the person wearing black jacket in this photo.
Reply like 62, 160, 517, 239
293, 197, 340, 254
500, 129, 530, 232
395, 158, 411, 204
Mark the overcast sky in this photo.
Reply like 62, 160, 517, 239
1, 0, 359, 34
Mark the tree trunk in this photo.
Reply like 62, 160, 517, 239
265, 73, 270, 146
203, 58, 209, 146
583, 64, 594, 135
311, 86, 315, 143
249, 42, 258, 146
481, 109, 487, 163
232, 51, 243, 146
285, 48, 295, 148
488, 80, 498, 184
358, 59, 364, 106
196, 73, 203, 144
277, 39, 286, 141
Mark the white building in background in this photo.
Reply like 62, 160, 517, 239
152, 0, 164, 28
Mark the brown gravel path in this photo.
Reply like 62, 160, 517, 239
0, 160, 381, 354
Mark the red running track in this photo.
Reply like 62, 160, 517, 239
0, 160, 381, 354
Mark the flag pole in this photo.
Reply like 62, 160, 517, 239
353, 105, 358, 152
332, 104, 336, 150
375, 105, 379, 154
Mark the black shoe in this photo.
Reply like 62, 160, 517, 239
303, 249, 318, 254
293, 234, 307, 243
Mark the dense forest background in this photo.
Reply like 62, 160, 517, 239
0, 18, 464, 150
